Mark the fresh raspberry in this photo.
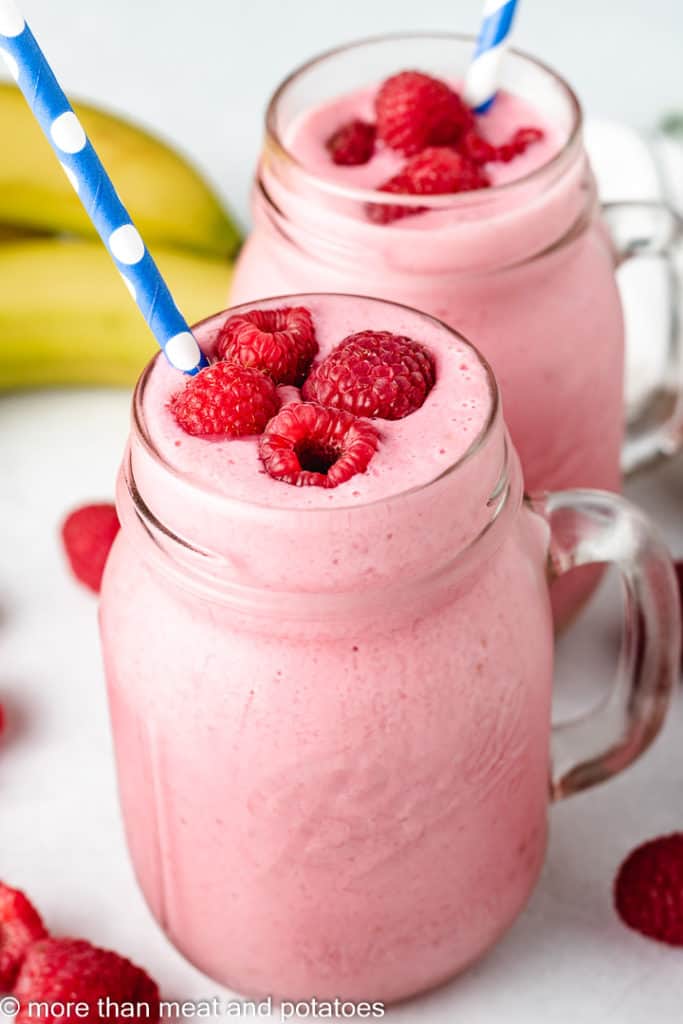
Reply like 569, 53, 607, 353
13, 938, 159, 1024
170, 361, 280, 438
457, 128, 497, 164
302, 330, 435, 420
259, 403, 379, 489
614, 834, 683, 945
368, 147, 489, 224
375, 70, 473, 155
0, 882, 48, 989
326, 119, 376, 165
61, 504, 120, 594
215, 306, 318, 386
507, 126, 545, 156
459, 125, 544, 165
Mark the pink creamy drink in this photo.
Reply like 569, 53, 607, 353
230, 36, 625, 620
287, 85, 560, 191
99, 294, 679, 1003
100, 295, 555, 1001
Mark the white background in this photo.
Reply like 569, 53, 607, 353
2, 3, 683, 1024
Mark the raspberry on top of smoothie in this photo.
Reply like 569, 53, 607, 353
152, 296, 493, 509
168, 305, 438, 490
375, 70, 475, 156
259, 403, 380, 489
170, 361, 281, 439
302, 329, 435, 420
215, 306, 319, 386
287, 69, 553, 223
322, 70, 544, 223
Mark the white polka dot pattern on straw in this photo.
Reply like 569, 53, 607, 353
119, 273, 137, 301
0, 0, 24, 37
165, 332, 204, 373
50, 111, 87, 153
0, 0, 207, 374
0, 46, 19, 79
59, 161, 80, 193
464, 0, 519, 114
109, 224, 145, 266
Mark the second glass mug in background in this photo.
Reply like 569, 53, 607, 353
99, 295, 681, 1005
231, 33, 683, 493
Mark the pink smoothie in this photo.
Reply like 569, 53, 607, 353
144, 295, 492, 510
287, 84, 562, 194
100, 295, 555, 1002
230, 46, 625, 623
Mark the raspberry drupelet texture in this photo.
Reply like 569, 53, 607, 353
303, 330, 436, 420
326, 119, 376, 166
12, 938, 160, 1024
259, 403, 379, 488
614, 834, 683, 946
0, 882, 48, 989
61, 503, 120, 594
170, 361, 280, 438
375, 70, 473, 155
216, 306, 318, 386
368, 147, 490, 224
459, 125, 545, 165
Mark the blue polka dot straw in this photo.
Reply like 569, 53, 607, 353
464, 0, 519, 114
0, 0, 207, 375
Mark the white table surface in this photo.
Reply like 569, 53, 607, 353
2, 2, 683, 1022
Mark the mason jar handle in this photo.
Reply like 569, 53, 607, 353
602, 200, 683, 474
529, 488, 680, 800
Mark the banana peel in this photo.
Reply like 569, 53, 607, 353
0, 238, 233, 389
0, 223, 49, 241
0, 83, 241, 259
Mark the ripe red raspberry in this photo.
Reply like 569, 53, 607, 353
368, 147, 489, 224
457, 129, 497, 165
506, 126, 545, 157
326, 119, 376, 165
215, 306, 318, 386
303, 330, 435, 420
170, 361, 280, 438
61, 504, 120, 594
375, 70, 473, 156
614, 834, 683, 945
459, 125, 545, 165
12, 938, 159, 1024
0, 882, 48, 989
259, 403, 379, 489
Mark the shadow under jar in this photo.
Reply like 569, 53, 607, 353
99, 295, 680, 1005
230, 34, 683, 623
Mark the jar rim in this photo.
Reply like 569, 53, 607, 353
264, 31, 583, 212
120, 440, 519, 610
131, 292, 501, 517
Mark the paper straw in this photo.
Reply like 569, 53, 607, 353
463, 0, 519, 114
0, 0, 207, 375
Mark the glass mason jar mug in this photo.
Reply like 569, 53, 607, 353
99, 295, 680, 1005
231, 33, 683, 489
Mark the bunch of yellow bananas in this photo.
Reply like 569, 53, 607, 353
0, 83, 242, 389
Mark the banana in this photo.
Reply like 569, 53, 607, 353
0, 83, 241, 259
0, 238, 233, 389
0, 224, 48, 241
